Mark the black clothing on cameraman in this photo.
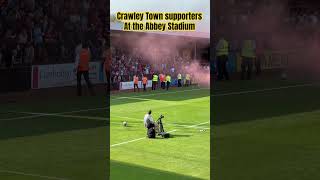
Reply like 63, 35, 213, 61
147, 123, 155, 138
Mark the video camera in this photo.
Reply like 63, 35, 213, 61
156, 114, 170, 138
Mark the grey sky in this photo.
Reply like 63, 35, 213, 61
110, 0, 210, 37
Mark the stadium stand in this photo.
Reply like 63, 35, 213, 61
0, 0, 108, 93
213, 0, 320, 80
110, 31, 209, 90
0, 0, 108, 68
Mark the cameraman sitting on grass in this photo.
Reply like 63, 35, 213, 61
144, 110, 156, 138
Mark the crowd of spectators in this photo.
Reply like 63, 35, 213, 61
287, 11, 319, 27
110, 46, 195, 84
0, 0, 108, 69
216, 0, 320, 55
218, 0, 320, 30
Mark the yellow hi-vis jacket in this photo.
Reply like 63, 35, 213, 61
166, 75, 171, 83
177, 73, 182, 80
186, 74, 190, 80
152, 74, 158, 82
216, 38, 229, 56
241, 40, 256, 58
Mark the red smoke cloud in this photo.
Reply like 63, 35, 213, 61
231, 1, 320, 81
112, 31, 210, 85
185, 61, 210, 87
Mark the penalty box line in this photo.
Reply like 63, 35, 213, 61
111, 121, 209, 148
0, 169, 68, 180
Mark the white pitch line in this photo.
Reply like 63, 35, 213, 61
8, 112, 108, 121
186, 121, 210, 128
1, 107, 108, 121
110, 83, 316, 100
0, 170, 68, 180
171, 123, 210, 129
59, 107, 108, 114
116, 96, 156, 101
110, 137, 147, 147
112, 115, 141, 121
213, 83, 316, 97
111, 121, 209, 148
2, 88, 205, 121
3, 83, 314, 121
112, 115, 210, 129
1, 114, 45, 121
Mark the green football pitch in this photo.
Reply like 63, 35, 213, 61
213, 79, 320, 180
2, 79, 319, 180
0, 94, 108, 180
0, 86, 210, 180
110, 87, 210, 180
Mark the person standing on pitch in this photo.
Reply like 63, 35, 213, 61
185, 73, 191, 87
216, 38, 229, 81
177, 73, 182, 87
159, 73, 162, 89
166, 74, 171, 90
159, 73, 165, 89
162, 74, 166, 89
142, 75, 148, 91
74, 42, 95, 96
161, 73, 166, 89
241, 39, 256, 80
152, 73, 158, 90
163, 73, 167, 90
133, 74, 139, 92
